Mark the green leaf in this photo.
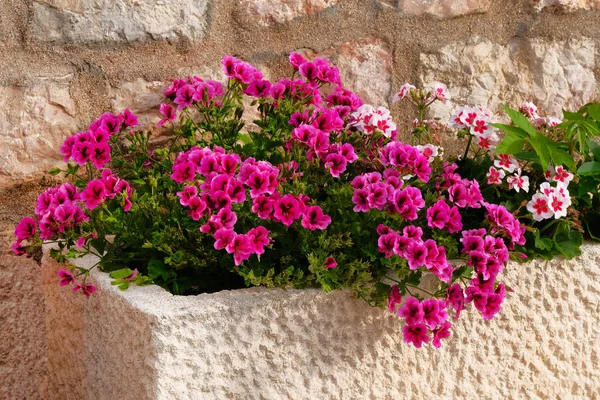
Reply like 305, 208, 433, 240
502, 105, 538, 137
549, 147, 575, 170
109, 268, 134, 279
526, 134, 551, 170
578, 161, 600, 176
585, 103, 600, 121
490, 123, 528, 138
49, 167, 62, 176
553, 223, 583, 259
147, 259, 175, 282
89, 237, 106, 255
533, 229, 553, 251
587, 139, 600, 160
514, 152, 539, 162
577, 177, 599, 197
562, 110, 585, 121
495, 133, 526, 154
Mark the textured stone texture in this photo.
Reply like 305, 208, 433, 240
299, 37, 393, 107
530, 0, 600, 12
420, 36, 597, 122
42, 243, 600, 399
0, 75, 78, 188
0, 182, 51, 400
397, 0, 491, 18
31, 0, 211, 44
241, 0, 339, 26
110, 79, 165, 130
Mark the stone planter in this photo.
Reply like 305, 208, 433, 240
42, 244, 600, 399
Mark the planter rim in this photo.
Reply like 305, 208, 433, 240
43, 241, 600, 317
42, 243, 350, 317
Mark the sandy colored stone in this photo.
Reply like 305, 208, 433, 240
299, 37, 393, 107
420, 36, 597, 123
240, 0, 339, 26
42, 243, 600, 399
530, 0, 600, 12
0, 75, 78, 188
398, 0, 491, 18
31, 0, 211, 44
0, 182, 54, 400
110, 79, 165, 130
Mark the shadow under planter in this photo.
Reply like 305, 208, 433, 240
42, 243, 600, 399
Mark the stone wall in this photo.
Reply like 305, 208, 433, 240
1, 0, 600, 398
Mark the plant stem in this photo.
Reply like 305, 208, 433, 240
462, 134, 473, 160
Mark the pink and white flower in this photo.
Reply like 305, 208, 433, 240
392, 83, 416, 103
494, 154, 519, 174
520, 102, 539, 120
526, 193, 553, 221
486, 166, 505, 185
506, 169, 529, 193
430, 82, 450, 104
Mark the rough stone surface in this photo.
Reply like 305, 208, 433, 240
0, 75, 78, 188
31, 0, 211, 44
0, 182, 52, 400
530, 0, 600, 12
420, 36, 597, 122
240, 0, 339, 26
397, 0, 491, 18
110, 79, 165, 130
299, 37, 393, 107
42, 243, 600, 399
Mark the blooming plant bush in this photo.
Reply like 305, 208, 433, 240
14, 54, 532, 349
393, 87, 600, 261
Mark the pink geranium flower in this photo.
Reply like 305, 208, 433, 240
122, 109, 139, 127
248, 226, 271, 254
225, 234, 253, 266
324, 257, 337, 269
398, 297, 424, 325
58, 269, 75, 286
447, 284, 465, 318
158, 104, 177, 127
273, 195, 302, 226
406, 241, 428, 270
387, 285, 402, 313
73, 284, 96, 297
81, 180, 106, 209
301, 206, 331, 230
252, 195, 274, 220
402, 323, 430, 348
214, 229, 236, 250
432, 321, 451, 348
15, 217, 36, 241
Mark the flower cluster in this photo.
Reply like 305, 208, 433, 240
173, 145, 332, 265
349, 104, 398, 139
377, 224, 454, 282
449, 106, 499, 151
379, 142, 432, 182
486, 154, 531, 193
60, 111, 138, 168
289, 119, 358, 178
14, 184, 88, 254
393, 82, 450, 105
351, 171, 424, 217
527, 165, 573, 221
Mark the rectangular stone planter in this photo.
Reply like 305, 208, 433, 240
42, 244, 600, 399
